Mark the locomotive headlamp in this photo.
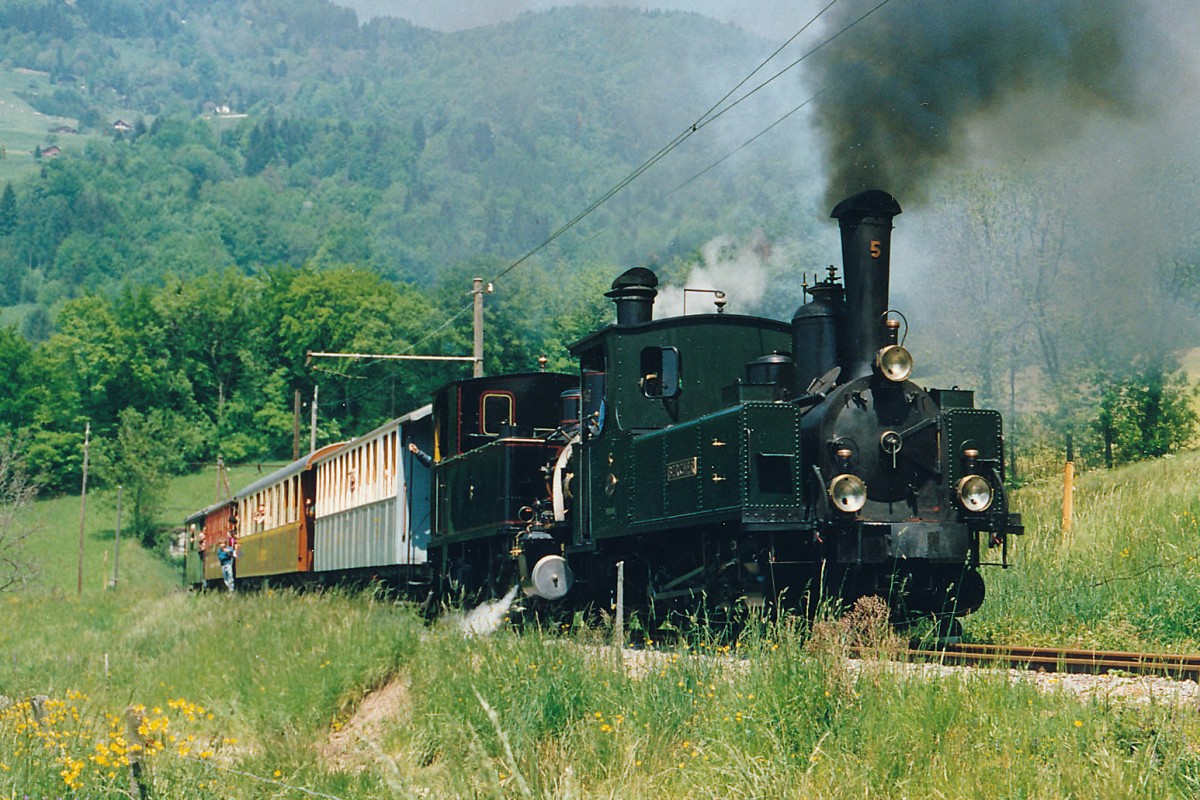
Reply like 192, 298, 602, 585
829, 473, 867, 513
956, 474, 993, 513
875, 344, 914, 383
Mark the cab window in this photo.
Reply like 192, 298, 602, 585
481, 392, 515, 435
640, 347, 680, 399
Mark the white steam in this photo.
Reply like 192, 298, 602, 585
656, 234, 772, 318
457, 584, 521, 637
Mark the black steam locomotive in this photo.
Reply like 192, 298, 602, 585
187, 190, 1021, 625
430, 189, 1023, 621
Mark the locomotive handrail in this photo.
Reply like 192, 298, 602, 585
895, 416, 938, 441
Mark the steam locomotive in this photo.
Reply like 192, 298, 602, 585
185, 190, 1022, 623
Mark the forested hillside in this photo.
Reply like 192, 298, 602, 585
0, 0, 1197, 512
0, 0, 811, 302
0, 0, 825, 498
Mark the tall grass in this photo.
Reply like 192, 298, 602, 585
0, 586, 425, 796
4, 590, 1200, 797
356, 617, 1200, 798
970, 450, 1200, 649
2, 454, 1200, 797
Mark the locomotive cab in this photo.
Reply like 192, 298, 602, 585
430, 372, 577, 539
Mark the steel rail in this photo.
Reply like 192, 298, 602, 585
886, 643, 1200, 682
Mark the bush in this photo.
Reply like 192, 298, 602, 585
1095, 359, 1198, 467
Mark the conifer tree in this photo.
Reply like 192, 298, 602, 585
0, 183, 15, 236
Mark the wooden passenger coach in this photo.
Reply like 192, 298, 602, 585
311, 405, 434, 575
182, 500, 238, 587
233, 442, 344, 580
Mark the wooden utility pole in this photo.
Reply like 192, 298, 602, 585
111, 485, 122, 588
292, 389, 301, 461
76, 422, 91, 599
310, 383, 319, 453
216, 455, 231, 501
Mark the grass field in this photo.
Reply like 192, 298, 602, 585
1, 454, 1199, 797
971, 450, 1200, 651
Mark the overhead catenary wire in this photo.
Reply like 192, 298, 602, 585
317, 0, 895, 411
665, 88, 828, 198
481, 0, 894, 288
398, 299, 475, 357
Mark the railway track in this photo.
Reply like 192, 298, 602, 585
889, 643, 1200, 682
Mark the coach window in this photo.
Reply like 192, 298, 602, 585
640, 346, 680, 399
481, 392, 515, 435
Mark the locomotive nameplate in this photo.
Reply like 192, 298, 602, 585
666, 457, 698, 481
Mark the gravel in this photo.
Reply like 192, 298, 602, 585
845, 655, 1200, 707
617, 645, 1200, 708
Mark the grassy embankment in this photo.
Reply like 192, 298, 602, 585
2, 457, 1199, 798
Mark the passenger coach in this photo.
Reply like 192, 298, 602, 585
184, 407, 434, 589
310, 405, 434, 582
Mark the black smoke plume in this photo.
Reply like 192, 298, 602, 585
806, 0, 1159, 206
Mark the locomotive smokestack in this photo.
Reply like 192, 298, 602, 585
831, 190, 902, 380
606, 267, 658, 326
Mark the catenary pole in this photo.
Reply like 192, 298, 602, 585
310, 384, 319, 453
111, 484, 122, 588
473, 277, 485, 377
76, 422, 91, 598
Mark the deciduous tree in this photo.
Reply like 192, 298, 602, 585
1095, 360, 1199, 466
0, 436, 40, 592
96, 408, 187, 548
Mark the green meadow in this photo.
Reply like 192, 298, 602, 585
2, 456, 1199, 798
0, 68, 82, 183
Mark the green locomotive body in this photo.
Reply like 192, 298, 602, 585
423, 190, 1021, 620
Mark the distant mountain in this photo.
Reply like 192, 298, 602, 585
0, 0, 822, 311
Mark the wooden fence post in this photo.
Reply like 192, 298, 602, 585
125, 705, 149, 799
1062, 434, 1074, 538
613, 561, 625, 661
